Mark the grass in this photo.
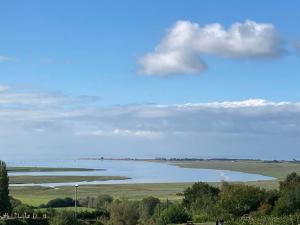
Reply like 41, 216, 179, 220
10, 175, 129, 184
7, 166, 103, 172
10, 183, 190, 206
10, 180, 279, 207
168, 160, 300, 180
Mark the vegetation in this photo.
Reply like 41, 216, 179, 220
158, 204, 191, 225
3, 159, 300, 225
226, 214, 300, 225
170, 160, 300, 179
0, 160, 11, 214
40, 197, 76, 208
10, 180, 281, 208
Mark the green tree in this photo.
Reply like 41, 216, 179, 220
158, 204, 191, 225
0, 160, 11, 214
273, 173, 300, 215
279, 172, 300, 190
183, 182, 220, 215
140, 196, 160, 218
139, 196, 160, 225
218, 182, 265, 217
109, 199, 139, 225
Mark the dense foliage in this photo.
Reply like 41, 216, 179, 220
158, 204, 191, 225
0, 160, 11, 214
227, 214, 300, 225
79, 195, 113, 209
40, 197, 76, 208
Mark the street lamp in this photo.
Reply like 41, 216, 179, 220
75, 184, 79, 219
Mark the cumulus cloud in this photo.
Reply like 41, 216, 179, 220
0, 55, 15, 63
139, 20, 282, 75
1, 85, 300, 159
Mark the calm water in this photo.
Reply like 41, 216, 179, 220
7, 159, 274, 187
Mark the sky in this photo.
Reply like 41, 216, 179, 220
0, 0, 300, 160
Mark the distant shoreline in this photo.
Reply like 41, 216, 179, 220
78, 157, 300, 164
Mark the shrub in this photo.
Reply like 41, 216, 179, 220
109, 199, 139, 225
218, 182, 265, 217
43, 197, 75, 208
49, 210, 77, 225
12, 203, 34, 215
158, 204, 191, 225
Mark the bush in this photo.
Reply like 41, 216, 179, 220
49, 210, 77, 225
139, 196, 160, 219
79, 195, 113, 209
43, 198, 76, 208
158, 204, 191, 225
218, 182, 266, 217
273, 184, 300, 215
10, 197, 22, 209
183, 182, 220, 210
109, 199, 139, 225
227, 214, 300, 225
12, 203, 34, 215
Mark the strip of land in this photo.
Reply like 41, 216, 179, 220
8, 166, 104, 173
9, 175, 129, 184
166, 160, 300, 180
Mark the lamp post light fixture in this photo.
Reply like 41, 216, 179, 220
75, 184, 79, 219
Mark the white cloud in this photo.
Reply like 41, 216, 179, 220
139, 49, 207, 76
0, 85, 101, 108
1, 84, 300, 159
0, 55, 15, 63
76, 129, 162, 139
139, 20, 282, 75
0, 85, 10, 92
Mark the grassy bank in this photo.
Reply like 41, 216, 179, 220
9, 175, 129, 184
8, 166, 103, 172
167, 160, 300, 179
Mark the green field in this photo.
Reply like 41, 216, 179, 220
167, 160, 300, 180
10, 175, 129, 184
7, 166, 103, 172
10, 180, 280, 207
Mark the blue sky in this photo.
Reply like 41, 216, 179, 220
0, 1, 300, 160
1, 0, 300, 104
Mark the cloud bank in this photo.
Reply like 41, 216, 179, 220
139, 20, 282, 75
0, 85, 299, 160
